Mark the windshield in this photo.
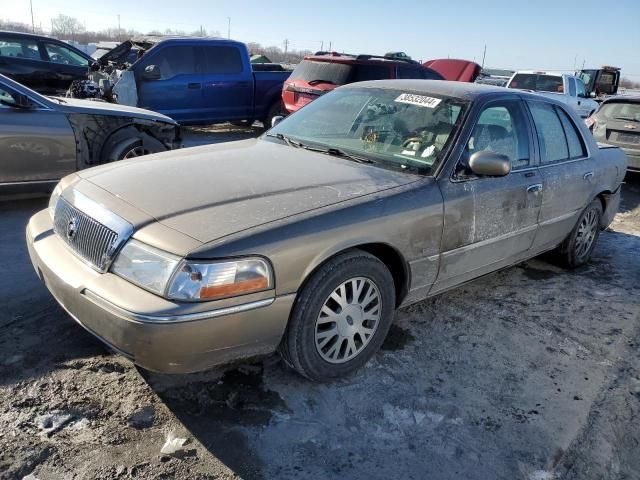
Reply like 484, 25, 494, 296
598, 102, 640, 122
268, 87, 468, 175
509, 74, 564, 93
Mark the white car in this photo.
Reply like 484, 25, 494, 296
507, 70, 599, 118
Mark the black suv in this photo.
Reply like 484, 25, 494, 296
0, 31, 92, 95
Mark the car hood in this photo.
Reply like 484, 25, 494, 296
77, 138, 419, 243
49, 97, 176, 124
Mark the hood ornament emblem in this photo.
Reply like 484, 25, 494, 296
66, 218, 78, 241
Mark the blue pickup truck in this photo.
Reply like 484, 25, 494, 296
72, 37, 290, 127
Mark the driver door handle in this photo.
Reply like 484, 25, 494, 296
187, 82, 201, 89
583, 171, 594, 181
527, 183, 543, 194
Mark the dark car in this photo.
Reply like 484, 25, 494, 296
586, 95, 640, 172
282, 52, 444, 113
0, 31, 93, 95
0, 73, 180, 194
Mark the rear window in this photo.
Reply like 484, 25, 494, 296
201, 46, 243, 74
509, 74, 564, 93
598, 102, 640, 122
289, 60, 353, 85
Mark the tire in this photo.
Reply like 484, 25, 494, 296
556, 199, 603, 268
100, 127, 166, 163
262, 101, 285, 130
280, 250, 396, 382
230, 120, 255, 127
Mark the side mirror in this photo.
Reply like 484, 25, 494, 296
469, 151, 511, 177
589, 91, 596, 98
141, 64, 161, 81
271, 115, 284, 128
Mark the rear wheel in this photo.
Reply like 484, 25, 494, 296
280, 250, 396, 381
556, 199, 602, 268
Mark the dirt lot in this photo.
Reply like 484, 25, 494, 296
1, 127, 639, 480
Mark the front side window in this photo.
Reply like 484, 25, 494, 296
575, 78, 586, 98
528, 101, 570, 164
43, 42, 88, 66
268, 87, 468, 175
568, 77, 576, 96
464, 101, 531, 171
0, 38, 40, 60
396, 66, 424, 79
141, 45, 198, 80
353, 64, 390, 81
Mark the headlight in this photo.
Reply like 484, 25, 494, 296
167, 258, 272, 301
111, 239, 181, 295
48, 183, 62, 220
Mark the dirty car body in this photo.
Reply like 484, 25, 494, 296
27, 81, 626, 378
0, 73, 180, 193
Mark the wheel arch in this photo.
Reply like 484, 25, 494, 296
297, 242, 410, 308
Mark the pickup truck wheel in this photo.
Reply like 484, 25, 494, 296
263, 101, 285, 130
230, 120, 255, 127
101, 128, 166, 163
281, 250, 395, 381
557, 199, 602, 268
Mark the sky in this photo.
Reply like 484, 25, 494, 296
8, 0, 640, 78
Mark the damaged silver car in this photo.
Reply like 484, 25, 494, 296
0, 73, 180, 193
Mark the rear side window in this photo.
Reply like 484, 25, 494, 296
568, 77, 576, 96
143, 45, 198, 79
422, 68, 444, 80
289, 60, 353, 85
509, 74, 564, 93
556, 107, 587, 159
201, 46, 243, 74
353, 64, 390, 81
528, 101, 569, 164
575, 78, 586, 97
0, 37, 40, 60
396, 66, 424, 79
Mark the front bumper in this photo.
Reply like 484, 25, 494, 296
26, 209, 294, 373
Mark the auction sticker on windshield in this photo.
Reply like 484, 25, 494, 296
395, 93, 442, 108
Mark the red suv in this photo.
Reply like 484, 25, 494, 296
282, 52, 444, 114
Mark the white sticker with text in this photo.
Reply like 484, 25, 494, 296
394, 93, 442, 108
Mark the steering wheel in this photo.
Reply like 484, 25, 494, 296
401, 137, 424, 148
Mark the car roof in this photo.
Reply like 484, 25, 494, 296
602, 94, 640, 104
302, 53, 418, 66
340, 79, 511, 99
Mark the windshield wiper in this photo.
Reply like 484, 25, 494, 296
266, 132, 304, 148
614, 116, 638, 122
307, 79, 336, 86
301, 145, 376, 164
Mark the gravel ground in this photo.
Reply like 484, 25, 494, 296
1, 127, 639, 480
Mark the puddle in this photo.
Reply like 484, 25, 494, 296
382, 324, 415, 351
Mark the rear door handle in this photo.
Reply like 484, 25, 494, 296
527, 183, 543, 194
187, 82, 201, 89
583, 171, 594, 180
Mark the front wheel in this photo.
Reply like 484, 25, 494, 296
280, 250, 396, 381
100, 128, 167, 163
556, 199, 602, 268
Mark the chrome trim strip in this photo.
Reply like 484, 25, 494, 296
441, 224, 538, 258
83, 290, 275, 324
538, 210, 578, 227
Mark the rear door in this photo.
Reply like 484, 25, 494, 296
526, 100, 595, 251
434, 98, 542, 293
200, 44, 253, 122
0, 82, 76, 184
135, 43, 205, 123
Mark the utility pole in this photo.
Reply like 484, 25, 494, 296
227, 17, 231, 39
481, 44, 487, 69
117, 14, 121, 41
200, 25, 203, 36
29, 0, 35, 33
283, 38, 289, 61
320, 40, 324, 51
328, 41, 332, 52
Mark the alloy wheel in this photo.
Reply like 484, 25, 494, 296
575, 209, 599, 258
122, 146, 150, 159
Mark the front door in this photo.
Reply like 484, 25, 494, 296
0, 82, 76, 184
526, 100, 596, 251
433, 99, 542, 294
136, 44, 205, 123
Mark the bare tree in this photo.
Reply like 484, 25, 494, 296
51, 14, 85, 41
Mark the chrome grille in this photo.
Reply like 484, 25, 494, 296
53, 197, 121, 272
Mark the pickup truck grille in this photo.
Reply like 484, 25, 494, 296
53, 198, 119, 272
